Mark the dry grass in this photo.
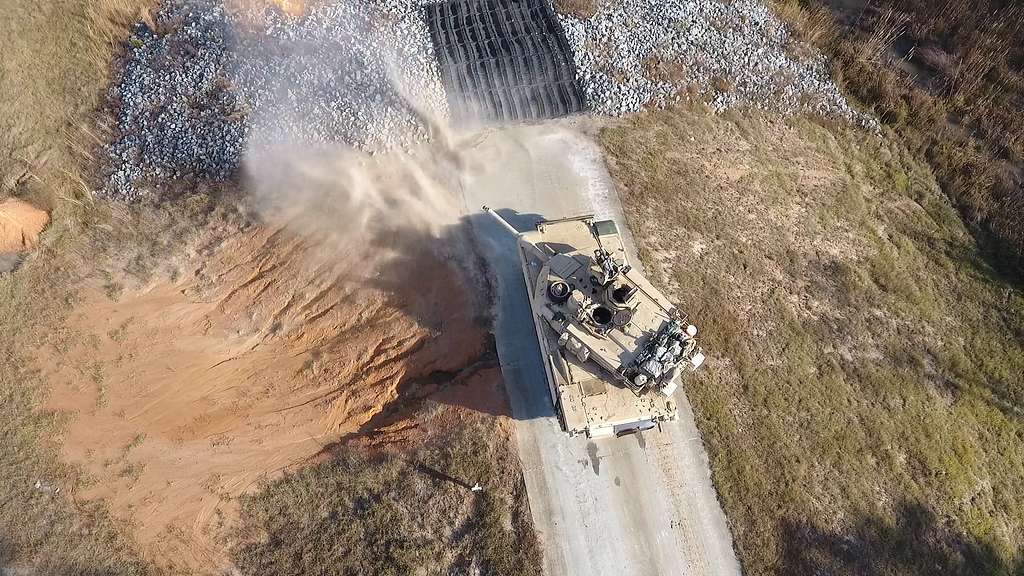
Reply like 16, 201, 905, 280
552, 0, 600, 20
601, 106, 1024, 576
232, 408, 542, 576
772, 0, 1024, 278
711, 75, 735, 94
0, 0, 153, 208
774, 0, 839, 54
643, 53, 688, 85
0, 1, 165, 573
856, 8, 907, 64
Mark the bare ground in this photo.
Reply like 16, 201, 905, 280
27, 212, 514, 573
0, 198, 48, 254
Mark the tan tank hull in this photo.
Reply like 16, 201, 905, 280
488, 208, 704, 438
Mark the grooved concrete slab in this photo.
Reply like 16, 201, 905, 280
424, 0, 586, 122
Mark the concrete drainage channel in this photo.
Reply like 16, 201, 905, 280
424, 0, 586, 122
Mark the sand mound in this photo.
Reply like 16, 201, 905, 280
0, 198, 48, 253
37, 223, 488, 573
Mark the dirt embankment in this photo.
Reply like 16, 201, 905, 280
0, 197, 48, 253
36, 220, 490, 573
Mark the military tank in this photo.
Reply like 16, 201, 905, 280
484, 207, 705, 438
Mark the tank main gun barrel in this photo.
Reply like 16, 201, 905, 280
483, 206, 549, 262
482, 206, 521, 237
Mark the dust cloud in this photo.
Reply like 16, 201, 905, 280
235, 0, 473, 275
243, 139, 462, 261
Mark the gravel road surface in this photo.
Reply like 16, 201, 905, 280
456, 123, 741, 576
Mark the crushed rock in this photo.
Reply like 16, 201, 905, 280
103, 0, 447, 201
102, 0, 872, 201
554, 0, 872, 124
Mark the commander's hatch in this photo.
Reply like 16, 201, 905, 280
593, 219, 618, 236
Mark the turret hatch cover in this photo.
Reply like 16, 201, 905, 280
593, 220, 618, 236
580, 377, 606, 397
549, 253, 583, 278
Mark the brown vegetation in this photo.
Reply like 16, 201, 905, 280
0, 0, 155, 209
233, 407, 541, 576
0, 1, 161, 573
553, 0, 600, 20
602, 106, 1024, 576
773, 0, 1024, 278
711, 75, 735, 94
643, 53, 688, 85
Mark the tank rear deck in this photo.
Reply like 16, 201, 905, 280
544, 331, 677, 436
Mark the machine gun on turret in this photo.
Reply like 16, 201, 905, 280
483, 206, 708, 438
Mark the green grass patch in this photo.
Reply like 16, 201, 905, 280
231, 410, 541, 576
602, 106, 1024, 576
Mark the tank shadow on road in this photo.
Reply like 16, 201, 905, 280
462, 209, 562, 424
336, 211, 564, 435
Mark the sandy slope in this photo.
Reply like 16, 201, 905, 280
37, 221, 487, 572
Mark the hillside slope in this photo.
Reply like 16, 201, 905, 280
603, 107, 1024, 575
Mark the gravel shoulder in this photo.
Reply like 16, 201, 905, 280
553, 0, 867, 122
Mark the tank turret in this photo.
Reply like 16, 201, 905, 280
484, 206, 706, 437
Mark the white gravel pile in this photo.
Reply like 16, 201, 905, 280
103, 0, 872, 199
555, 0, 870, 123
103, 0, 446, 201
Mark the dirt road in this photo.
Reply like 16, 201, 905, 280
456, 123, 742, 576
